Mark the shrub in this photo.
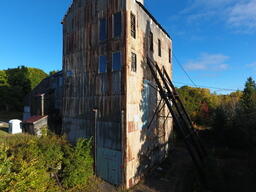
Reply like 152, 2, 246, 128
61, 138, 93, 188
0, 139, 53, 192
0, 134, 94, 191
37, 135, 65, 173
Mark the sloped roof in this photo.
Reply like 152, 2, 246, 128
23, 116, 48, 124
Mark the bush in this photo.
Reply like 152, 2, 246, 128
0, 134, 94, 192
0, 139, 53, 192
61, 138, 93, 188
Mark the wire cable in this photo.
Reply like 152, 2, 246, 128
173, 81, 238, 92
173, 52, 198, 87
172, 52, 241, 92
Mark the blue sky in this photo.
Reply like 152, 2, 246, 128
0, 0, 256, 94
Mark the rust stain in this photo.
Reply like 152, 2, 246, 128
127, 144, 135, 162
128, 121, 137, 133
129, 178, 133, 188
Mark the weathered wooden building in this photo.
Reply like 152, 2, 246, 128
23, 71, 63, 134
62, 0, 173, 188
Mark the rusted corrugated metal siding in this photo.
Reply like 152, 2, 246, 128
62, 0, 127, 185
62, 0, 173, 188
62, 0, 126, 147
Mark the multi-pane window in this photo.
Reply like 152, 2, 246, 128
158, 39, 161, 57
131, 52, 137, 72
131, 13, 136, 38
99, 56, 107, 73
113, 12, 122, 37
112, 52, 122, 71
149, 32, 153, 52
99, 18, 107, 41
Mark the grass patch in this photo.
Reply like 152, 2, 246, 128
0, 130, 8, 136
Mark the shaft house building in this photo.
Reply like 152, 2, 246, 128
62, 0, 173, 188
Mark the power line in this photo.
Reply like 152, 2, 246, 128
173, 52, 198, 87
172, 52, 241, 92
173, 81, 238, 92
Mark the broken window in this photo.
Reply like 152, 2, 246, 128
113, 12, 122, 37
131, 13, 136, 38
99, 55, 107, 73
149, 32, 154, 52
158, 39, 161, 57
131, 52, 137, 72
99, 18, 107, 41
112, 52, 122, 71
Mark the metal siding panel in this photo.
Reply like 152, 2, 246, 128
141, 80, 157, 129
96, 147, 122, 185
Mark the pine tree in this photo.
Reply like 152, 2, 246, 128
241, 77, 256, 112
237, 77, 256, 146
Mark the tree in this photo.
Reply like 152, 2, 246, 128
0, 66, 48, 112
240, 77, 256, 112
0, 71, 11, 111
0, 71, 8, 86
49, 70, 59, 76
177, 86, 220, 126
27, 68, 48, 89
234, 77, 256, 145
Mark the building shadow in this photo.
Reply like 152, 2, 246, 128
133, 21, 175, 191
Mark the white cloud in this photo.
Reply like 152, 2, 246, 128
227, 1, 256, 32
184, 53, 229, 71
180, 0, 256, 33
247, 62, 256, 69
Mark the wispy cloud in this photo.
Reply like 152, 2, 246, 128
179, 0, 256, 33
227, 1, 256, 33
184, 53, 229, 71
247, 62, 256, 70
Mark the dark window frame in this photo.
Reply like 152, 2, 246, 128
99, 55, 107, 73
112, 52, 122, 71
131, 52, 137, 72
169, 48, 171, 63
113, 12, 122, 38
149, 32, 154, 52
158, 39, 161, 57
99, 18, 107, 41
131, 13, 136, 39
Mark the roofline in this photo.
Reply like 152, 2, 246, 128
135, 1, 171, 40
23, 115, 48, 124
62, 1, 172, 40
62, 1, 74, 24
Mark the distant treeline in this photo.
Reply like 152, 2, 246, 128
0, 66, 48, 112
177, 77, 256, 148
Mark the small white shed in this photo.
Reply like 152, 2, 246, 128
9, 119, 22, 134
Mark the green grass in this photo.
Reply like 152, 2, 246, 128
0, 129, 8, 136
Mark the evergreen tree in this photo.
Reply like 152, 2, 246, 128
235, 77, 256, 146
240, 77, 256, 112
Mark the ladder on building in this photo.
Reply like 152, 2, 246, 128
147, 58, 209, 189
